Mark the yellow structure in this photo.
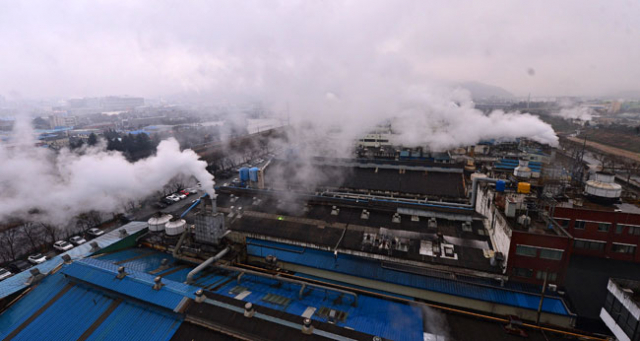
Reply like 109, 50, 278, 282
517, 182, 531, 194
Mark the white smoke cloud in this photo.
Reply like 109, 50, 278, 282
0, 118, 214, 225
551, 106, 594, 121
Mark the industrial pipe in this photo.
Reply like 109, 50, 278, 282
186, 247, 230, 284
217, 264, 358, 307
172, 230, 189, 259
468, 177, 510, 209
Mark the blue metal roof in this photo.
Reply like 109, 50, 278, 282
84, 302, 181, 341
211, 265, 424, 340
0, 221, 148, 300
246, 238, 570, 316
0, 273, 69, 340
12, 285, 116, 341
0, 271, 183, 341
62, 258, 199, 311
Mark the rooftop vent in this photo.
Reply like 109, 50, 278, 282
252, 197, 262, 206
331, 206, 340, 216
152, 276, 164, 290
428, 218, 437, 229
230, 194, 238, 203
244, 302, 255, 318
462, 222, 472, 232
360, 209, 370, 220
116, 266, 127, 279
89, 241, 100, 253
118, 229, 129, 238
195, 289, 205, 303
302, 318, 314, 335
411, 215, 420, 222
392, 213, 401, 224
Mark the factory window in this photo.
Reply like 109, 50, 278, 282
574, 239, 606, 251
598, 223, 611, 232
616, 225, 625, 234
612, 243, 636, 254
377, 139, 389, 143
515, 245, 537, 257
539, 248, 563, 261
363, 139, 376, 142
512, 267, 533, 278
536, 271, 557, 282
555, 219, 570, 229
574, 220, 586, 230
627, 226, 640, 236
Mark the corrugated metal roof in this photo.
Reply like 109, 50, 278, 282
85, 302, 181, 341
62, 258, 199, 311
246, 238, 570, 316
0, 221, 148, 300
0, 274, 69, 340
11, 285, 115, 341
0, 270, 183, 341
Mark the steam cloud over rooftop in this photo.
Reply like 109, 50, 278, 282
0, 118, 214, 225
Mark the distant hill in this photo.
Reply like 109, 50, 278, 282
458, 81, 515, 100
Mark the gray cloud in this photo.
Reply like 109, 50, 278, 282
0, 1, 639, 99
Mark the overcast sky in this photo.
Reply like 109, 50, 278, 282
1, 0, 639, 100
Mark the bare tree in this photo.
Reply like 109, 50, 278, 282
40, 223, 60, 244
0, 227, 19, 261
21, 222, 44, 251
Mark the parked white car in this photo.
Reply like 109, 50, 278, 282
0, 268, 12, 281
53, 240, 74, 252
166, 194, 181, 202
28, 253, 47, 264
69, 236, 87, 245
87, 228, 105, 237
176, 193, 187, 200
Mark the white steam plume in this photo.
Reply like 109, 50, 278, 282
551, 106, 594, 121
0, 117, 214, 225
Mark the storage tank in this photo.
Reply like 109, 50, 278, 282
517, 182, 531, 194
165, 218, 187, 236
239, 167, 250, 182
249, 167, 259, 182
514, 159, 532, 179
585, 172, 622, 203
147, 213, 172, 232
495, 180, 506, 193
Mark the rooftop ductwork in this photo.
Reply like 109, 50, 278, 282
360, 209, 370, 220
331, 206, 340, 216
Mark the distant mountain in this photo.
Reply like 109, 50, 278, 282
458, 81, 515, 100
605, 90, 640, 100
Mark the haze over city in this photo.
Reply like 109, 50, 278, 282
1, 1, 639, 100
1, 2, 640, 341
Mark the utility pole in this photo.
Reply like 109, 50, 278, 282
536, 269, 549, 325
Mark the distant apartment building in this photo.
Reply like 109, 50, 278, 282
63, 96, 145, 113
101, 96, 145, 111
49, 114, 77, 128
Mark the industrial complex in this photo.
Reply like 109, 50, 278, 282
2, 134, 640, 341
